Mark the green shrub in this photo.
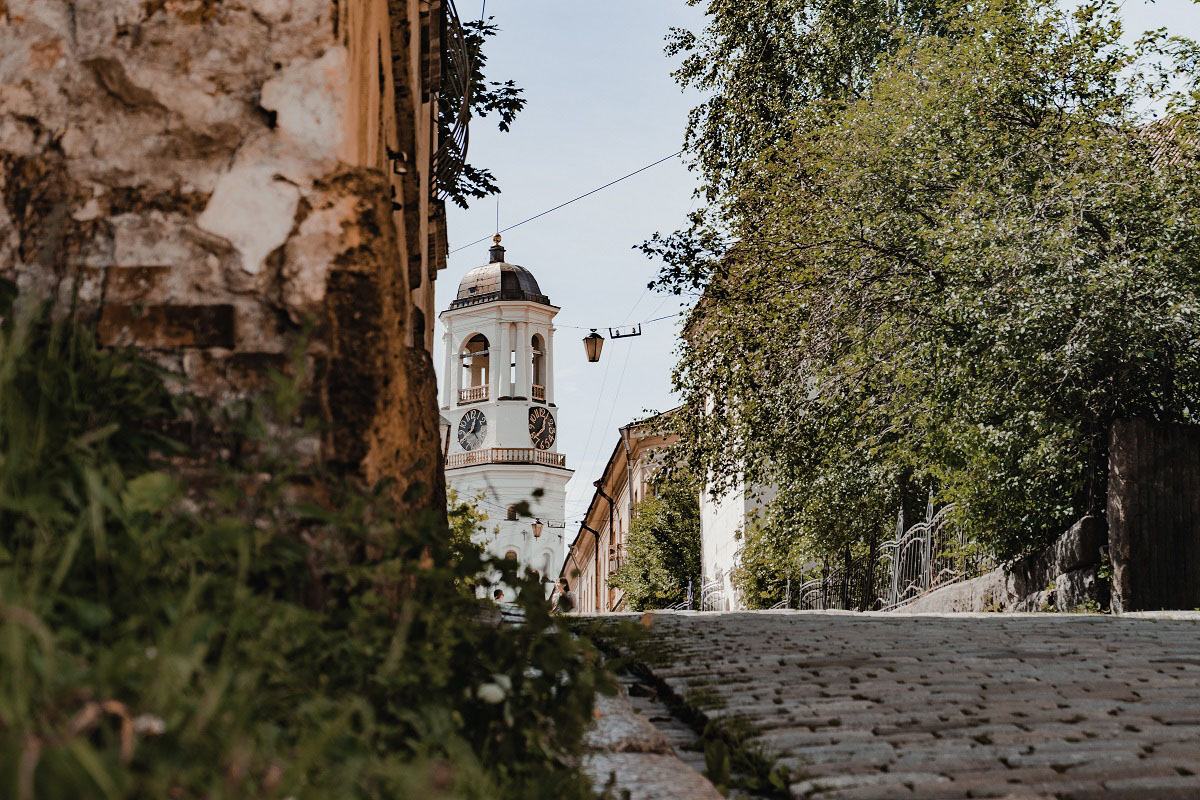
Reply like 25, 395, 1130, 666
0, 294, 611, 799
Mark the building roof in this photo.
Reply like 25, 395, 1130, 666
449, 239, 551, 309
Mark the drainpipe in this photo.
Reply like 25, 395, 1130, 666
559, 543, 581, 610
620, 424, 635, 524
581, 524, 601, 612
593, 480, 616, 611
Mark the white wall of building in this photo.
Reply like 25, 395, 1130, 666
448, 463, 570, 582
700, 477, 777, 610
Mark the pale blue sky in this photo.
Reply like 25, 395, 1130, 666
436, 0, 1200, 529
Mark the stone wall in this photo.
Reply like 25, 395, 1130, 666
1, 0, 446, 505
1109, 419, 1200, 612
904, 516, 1108, 613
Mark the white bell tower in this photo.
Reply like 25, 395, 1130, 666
440, 236, 571, 596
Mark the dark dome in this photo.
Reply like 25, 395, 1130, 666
450, 243, 551, 309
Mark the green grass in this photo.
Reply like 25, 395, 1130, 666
0, 292, 613, 800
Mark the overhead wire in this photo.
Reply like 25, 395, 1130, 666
554, 310, 683, 332
448, 150, 684, 254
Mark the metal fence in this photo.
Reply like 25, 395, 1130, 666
699, 578, 726, 611
666, 579, 694, 611
664, 576, 731, 611
785, 503, 991, 612
669, 503, 991, 614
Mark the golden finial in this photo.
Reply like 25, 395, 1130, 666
493, 234, 502, 245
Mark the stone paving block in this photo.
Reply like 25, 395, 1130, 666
1102, 774, 1200, 790
817, 785, 915, 799
627, 612, 1200, 799
1005, 780, 1106, 797
778, 742, 897, 767
584, 692, 672, 753
752, 728, 878, 749
790, 772, 946, 798
1062, 760, 1185, 780
798, 762, 903, 777
899, 782, 980, 799
581, 753, 724, 800
1061, 789, 1200, 800
1001, 748, 1141, 769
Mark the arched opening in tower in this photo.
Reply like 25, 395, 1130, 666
531, 333, 545, 402
460, 333, 490, 401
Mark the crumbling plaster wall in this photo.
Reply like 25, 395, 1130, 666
0, 0, 446, 506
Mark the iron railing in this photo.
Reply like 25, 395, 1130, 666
768, 578, 792, 610
434, 0, 472, 198
784, 504, 991, 612
671, 504, 991, 613
699, 578, 725, 612
665, 579, 694, 611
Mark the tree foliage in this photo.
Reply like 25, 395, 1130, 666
654, 0, 1200, 567
440, 17, 526, 208
447, 487, 489, 563
608, 473, 701, 611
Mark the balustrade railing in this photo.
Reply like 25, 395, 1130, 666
458, 385, 488, 403
445, 447, 567, 469
532, 384, 546, 402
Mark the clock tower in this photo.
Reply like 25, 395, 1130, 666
439, 236, 571, 596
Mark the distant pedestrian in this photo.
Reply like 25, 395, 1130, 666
556, 578, 576, 613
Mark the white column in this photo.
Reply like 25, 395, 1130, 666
451, 328, 462, 408
545, 325, 555, 405
515, 321, 529, 398
441, 329, 452, 408
490, 321, 504, 401
507, 321, 517, 397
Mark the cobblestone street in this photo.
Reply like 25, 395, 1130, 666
629, 611, 1200, 800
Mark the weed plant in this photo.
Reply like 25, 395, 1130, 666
0, 291, 612, 799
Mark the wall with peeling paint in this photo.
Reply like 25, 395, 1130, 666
0, 0, 447, 507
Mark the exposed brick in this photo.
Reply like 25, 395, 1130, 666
98, 304, 235, 349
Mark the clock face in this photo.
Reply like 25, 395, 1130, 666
528, 406, 557, 450
457, 409, 487, 451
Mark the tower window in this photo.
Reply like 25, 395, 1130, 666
531, 333, 545, 388
460, 333, 490, 390
506, 505, 518, 521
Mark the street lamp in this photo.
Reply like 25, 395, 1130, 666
583, 329, 604, 362
532, 519, 543, 538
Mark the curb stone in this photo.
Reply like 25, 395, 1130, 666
580, 687, 724, 800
